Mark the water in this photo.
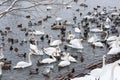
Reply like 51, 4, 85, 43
0, 0, 120, 80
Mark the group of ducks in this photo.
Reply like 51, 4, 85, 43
0, 0, 120, 79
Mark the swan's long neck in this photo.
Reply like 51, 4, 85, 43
110, 63, 117, 80
0, 65, 2, 75
100, 24, 103, 30
0, 48, 3, 56
102, 55, 106, 67
51, 56, 56, 60
104, 31, 108, 40
28, 53, 31, 63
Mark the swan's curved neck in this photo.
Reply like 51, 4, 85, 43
102, 55, 106, 67
28, 53, 31, 63
100, 24, 103, 30
0, 65, 2, 75
110, 63, 117, 80
104, 31, 109, 40
0, 48, 3, 56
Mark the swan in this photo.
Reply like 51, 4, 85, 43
0, 47, 4, 60
88, 34, 99, 43
107, 38, 120, 55
74, 27, 81, 33
30, 44, 44, 55
58, 60, 70, 67
61, 52, 77, 63
90, 24, 103, 33
93, 41, 104, 48
106, 17, 111, 23
43, 45, 61, 56
49, 36, 62, 46
46, 6, 52, 10
104, 24, 110, 29
30, 26, 45, 35
0, 62, 4, 76
89, 55, 106, 79
71, 75, 96, 80
99, 60, 120, 80
67, 31, 75, 41
13, 50, 32, 69
83, 15, 94, 20
56, 17, 62, 22
40, 55, 56, 64
67, 39, 83, 49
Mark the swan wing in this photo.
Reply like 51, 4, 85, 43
58, 61, 70, 67
50, 40, 62, 46
13, 61, 30, 68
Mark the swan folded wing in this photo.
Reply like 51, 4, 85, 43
41, 58, 56, 64
93, 42, 104, 47
44, 47, 56, 56
107, 47, 120, 55
13, 61, 30, 68
58, 60, 70, 67
33, 31, 44, 35
30, 44, 38, 50
50, 40, 62, 46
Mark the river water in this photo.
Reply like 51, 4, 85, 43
0, 0, 120, 80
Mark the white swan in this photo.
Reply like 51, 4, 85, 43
30, 44, 44, 55
106, 17, 111, 23
90, 24, 103, 33
46, 6, 52, 10
44, 46, 61, 57
0, 62, 4, 76
13, 50, 32, 69
61, 52, 77, 63
49, 36, 62, 46
58, 60, 70, 67
0, 47, 4, 60
93, 41, 104, 48
41, 55, 56, 64
74, 27, 81, 33
67, 31, 75, 40
99, 60, 120, 80
30, 26, 45, 35
89, 55, 106, 79
88, 34, 99, 43
67, 39, 83, 49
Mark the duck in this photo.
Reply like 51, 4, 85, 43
13, 50, 32, 69
0, 46, 4, 60
29, 68, 39, 75
17, 53, 26, 58
67, 39, 84, 49
2, 64, 11, 70
49, 36, 62, 46
0, 62, 4, 76
40, 55, 56, 64
30, 43, 44, 55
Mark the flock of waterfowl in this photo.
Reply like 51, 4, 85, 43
0, 0, 120, 80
